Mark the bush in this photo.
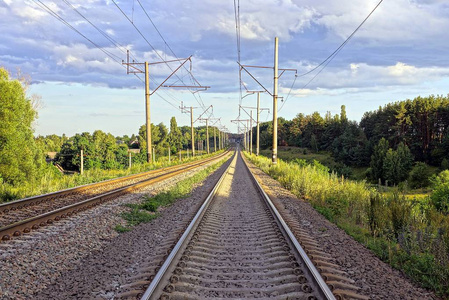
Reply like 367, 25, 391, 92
430, 170, 449, 214
367, 192, 387, 236
389, 193, 413, 238
441, 158, 449, 171
409, 162, 431, 188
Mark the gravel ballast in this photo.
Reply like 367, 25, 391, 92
0, 155, 232, 300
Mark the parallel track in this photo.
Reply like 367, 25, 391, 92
139, 150, 336, 300
0, 151, 231, 241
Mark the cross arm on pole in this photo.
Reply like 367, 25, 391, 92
179, 101, 198, 114
241, 64, 297, 79
194, 105, 213, 123
151, 56, 192, 95
238, 62, 273, 96
239, 105, 257, 123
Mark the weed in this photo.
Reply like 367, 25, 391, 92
114, 224, 132, 233
115, 157, 228, 232
244, 151, 449, 297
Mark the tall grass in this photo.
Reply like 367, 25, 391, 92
0, 150, 225, 203
245, 152, 449, 297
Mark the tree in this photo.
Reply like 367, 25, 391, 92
409, 162, 431, 188
370, 138, 389, 183
383, 149, 400, 185
168, 116, 182, 153
396, 142, 413, 178
0, 68, 44, 184
340, 105, 348, 124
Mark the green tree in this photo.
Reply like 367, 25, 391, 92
381, 142, 413, 185
168, 116, 182, 153
396, 142, 413, 178
340, 105, 348, 124
370, 138, 389, 183
383, 148, 400, 185
409, 162, 431, 188
0, 68, 44, 184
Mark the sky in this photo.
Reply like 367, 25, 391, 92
1, 0, 449, 136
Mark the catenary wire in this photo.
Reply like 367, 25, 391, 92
133, 0, 207, 110
279, 0, 384, 112
113, 0, 207, 110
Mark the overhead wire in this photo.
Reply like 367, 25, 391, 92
114, 0, 207, 110
136, 0, 207, 110
33, 0, 122, 63
32, 0, 146, 84
279, 0, 384, 112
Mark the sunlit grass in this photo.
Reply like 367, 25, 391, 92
245, 152, 449, 297
0, 149, 225, 203
115, 156, 228, 231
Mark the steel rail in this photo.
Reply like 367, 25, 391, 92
0, 151, 232, 241
241, 152, 336, 300
0, 151, 229, 214
140, 151, 237, 300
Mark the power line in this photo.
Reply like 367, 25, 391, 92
32, 0, 122, 63
279, 0, 384, 112
234, 0, 243, 106
113, 0, 207, 110
62, 0, 126, 55
135, 0, 207, 110
32, 0, 146, 85
298, 0, 384, 79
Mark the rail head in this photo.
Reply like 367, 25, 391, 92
240, 151, 336, 300
0, 150, 230, 214
0, 151, 232, 241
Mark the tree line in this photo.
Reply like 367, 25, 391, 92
37, 116, 223, 172
1, 66, 226, 184
255, 95, 449, 185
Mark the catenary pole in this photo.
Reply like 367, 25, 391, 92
250, 110, 253, 155
272, 37, 279, 164
206, 119, 210, 154
190, 106, 195, 157
145, 62, 152, 163
256, 92, 260, 156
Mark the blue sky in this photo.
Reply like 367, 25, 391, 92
1, 0, 449, 136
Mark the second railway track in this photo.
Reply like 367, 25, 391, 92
0, 151, 231, 241
138, 150, 336, 300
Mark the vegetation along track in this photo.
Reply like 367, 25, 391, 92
0, 150, 231, 241
132, 150, 361, 300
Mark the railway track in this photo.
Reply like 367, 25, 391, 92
135, 150, 340, 300
0, 151, 231, 241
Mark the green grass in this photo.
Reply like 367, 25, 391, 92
260, 146, 359, 179
0, 149, 225, 203
260, 147, 337, 167
244, 152, 449, 297
115, 156, 229, 232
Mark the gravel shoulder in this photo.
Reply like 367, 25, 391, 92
244, 157, 438, 300
0, 154, 232, 300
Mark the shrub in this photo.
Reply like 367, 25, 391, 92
441, 158, 449, 171
430, 170, 449, 214
367, 192, 387, 236
409, 162, 431, 188
389, 193, 413, 238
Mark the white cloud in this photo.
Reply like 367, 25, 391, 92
283, 61, 449, 96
